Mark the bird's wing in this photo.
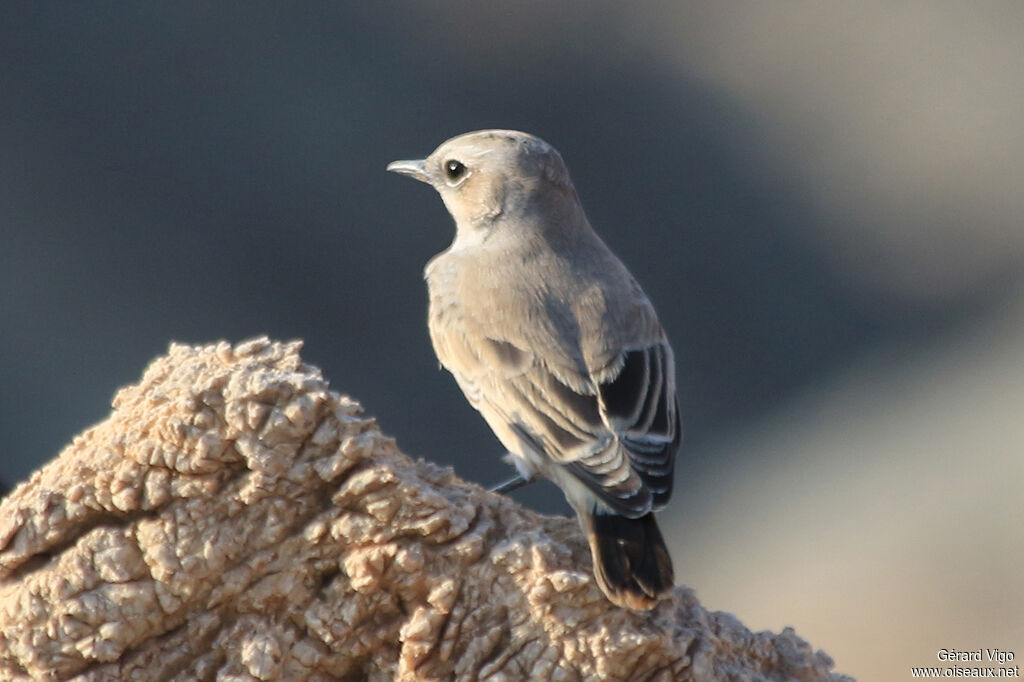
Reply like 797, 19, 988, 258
513, 340, 678, 516
435, 318, 680, 518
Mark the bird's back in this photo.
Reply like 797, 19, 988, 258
425, 223, 663, 388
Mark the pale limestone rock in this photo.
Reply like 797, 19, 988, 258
0, 338, 852, 681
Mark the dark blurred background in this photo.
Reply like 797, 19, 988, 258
3, 3, 1022, 679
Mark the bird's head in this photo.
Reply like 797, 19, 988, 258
388, 130, 577, 238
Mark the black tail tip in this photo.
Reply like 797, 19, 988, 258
586, 511, 674, 611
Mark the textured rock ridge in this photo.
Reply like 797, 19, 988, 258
0, 338, 852, 681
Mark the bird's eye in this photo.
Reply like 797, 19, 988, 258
444, 159, 467, 184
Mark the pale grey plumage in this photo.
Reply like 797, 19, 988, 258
388, 130, 680, 609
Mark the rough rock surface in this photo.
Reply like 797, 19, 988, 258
0, 338, 853, 681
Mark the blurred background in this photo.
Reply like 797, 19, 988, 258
2, 2, 1021, 678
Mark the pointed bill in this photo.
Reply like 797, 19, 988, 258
386, 159, 429, 183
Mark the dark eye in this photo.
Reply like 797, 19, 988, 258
444, 159, 467, 183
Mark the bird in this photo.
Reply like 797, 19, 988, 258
387, 130, 681, 610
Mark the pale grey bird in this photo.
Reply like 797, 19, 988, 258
387, 130, 681, 610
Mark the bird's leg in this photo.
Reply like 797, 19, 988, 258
489, 473, 537, 494
491, 451, 539, 493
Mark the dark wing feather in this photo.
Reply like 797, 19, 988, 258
593, 343, 680, 511
601, 345, 680, 508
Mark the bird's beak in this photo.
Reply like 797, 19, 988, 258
386, 159, 429, 183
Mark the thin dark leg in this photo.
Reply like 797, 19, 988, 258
489, 473, 537, 494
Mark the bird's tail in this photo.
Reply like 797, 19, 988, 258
583, 509, 674, 610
